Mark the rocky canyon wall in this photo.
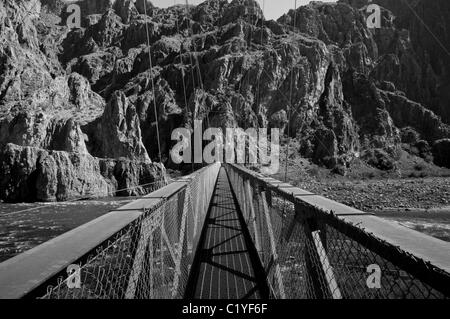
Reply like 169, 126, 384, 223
1, 0, 449, 201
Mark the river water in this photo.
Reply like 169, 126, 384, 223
0, 199, 133, 262
0, 201, 449, 263
376, 210, 450, 243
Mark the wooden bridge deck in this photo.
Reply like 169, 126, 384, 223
185, 168, 269, 299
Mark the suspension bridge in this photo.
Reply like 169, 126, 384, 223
0, 162, 450, 299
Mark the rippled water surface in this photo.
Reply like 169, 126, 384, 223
377, 211, 450, 242
0, 199, 133, 262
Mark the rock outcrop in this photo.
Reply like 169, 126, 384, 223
0, 0, 164, 202
0, 143, 163, 202
341, 0, 450, 123
1, 0, 450, 202
87, 90, 151, 162
0, 112, 88, 153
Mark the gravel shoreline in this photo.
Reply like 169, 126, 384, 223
295, 177, 450, 213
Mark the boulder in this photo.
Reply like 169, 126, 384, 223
220, 0, 264, 26
90, 91, 151, 162
0, 112, 88, 154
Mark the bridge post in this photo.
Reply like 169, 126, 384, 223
149, 230, 154, 299
160, 213, 165, 295
237, 172, 248, 222
242, 175, 250, 222
245, 179, 261, 253
260, 190, 286, 299
192, 176, 201, 247
228, 166, 247, 221
172, 188, 189, 298
295, 204, 341, 299
202, 172, 208, 218
125, 211, 160, 299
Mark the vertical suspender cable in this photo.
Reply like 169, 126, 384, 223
143, 0, 162, 163
284, 0, 297, 182
185, 0, 209, 129
184, 0, 198, 171
260, 0, 266, 165
176, 0, 195, 172
185, 0, 210, 168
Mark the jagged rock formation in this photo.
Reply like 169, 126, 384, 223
341, 0, 450, 123
0, 112, 87, 153
0, 0, 164, 202
0, 143, 160, 202
0, 143, 111, 202
1, 0, 449, 201
86, 90, 151, 162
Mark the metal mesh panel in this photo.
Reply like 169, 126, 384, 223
256, 194, 339, 299
323, 222, 445, 299
40, 197, 178, 299
225, 164, 450, 299
27, 163, 450, 299
37, 164, 220, 299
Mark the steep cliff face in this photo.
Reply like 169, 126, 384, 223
87, 90, 151, 162
0, 143, 161, 202
341, 0, 450, 123
0, 112, 88, 153
278, 0, 449, 166
0, 0, 449, 201
0, 0, 164, 202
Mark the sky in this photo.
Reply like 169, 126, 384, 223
152, 0, 337, 21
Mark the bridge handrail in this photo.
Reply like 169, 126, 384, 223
0, 163, 221, 299
225, 163, 450, 298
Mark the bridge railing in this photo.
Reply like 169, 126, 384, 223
0, 163, 221, 299
225, 163, 450, 299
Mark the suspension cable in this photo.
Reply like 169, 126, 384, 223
256, 0, 266, 165
284, 0, 298, 182
143, 0, 163, 163
174, 0, 194, 172
226, 0, 338, 179
182, 1, 200, 171
185, 0, 210, 129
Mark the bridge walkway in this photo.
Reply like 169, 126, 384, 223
185, 168, 269, 299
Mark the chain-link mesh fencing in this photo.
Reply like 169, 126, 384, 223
225, 164, 450, 299
37, 163, 220, 299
